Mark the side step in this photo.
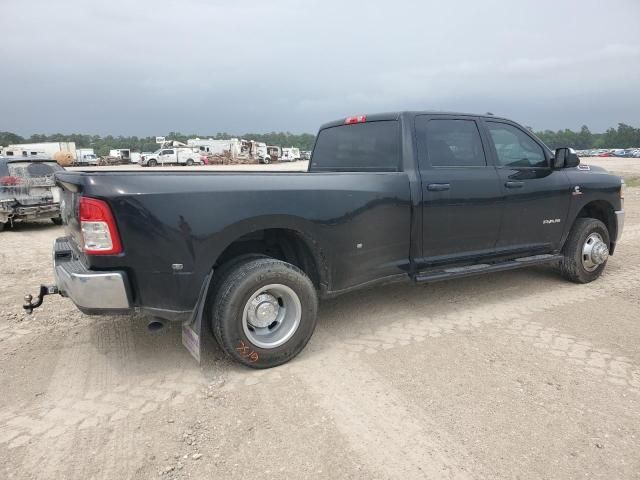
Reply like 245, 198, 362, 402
414, 254, 563, 284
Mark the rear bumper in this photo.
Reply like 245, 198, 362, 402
54, 237, 131, 314
615, 209, 624, 241
0, 202, 60, 222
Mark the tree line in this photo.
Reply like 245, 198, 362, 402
533, 123, 640, 150
1, 123, 639, 156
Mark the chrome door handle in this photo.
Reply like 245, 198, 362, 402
505, 181, 524, 188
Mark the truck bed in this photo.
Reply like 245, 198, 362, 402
55, 168, 412, 318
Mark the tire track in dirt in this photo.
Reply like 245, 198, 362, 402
300, 351, 473, 479
0, 317, 209, 479
216, 261, 640, 395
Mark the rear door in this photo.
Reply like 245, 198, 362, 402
481, 120, 571, 253
414, 115, 503, 265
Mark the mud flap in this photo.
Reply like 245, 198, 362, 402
181, 272, 212, 364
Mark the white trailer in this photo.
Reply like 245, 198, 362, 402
281, 147, 301, 162
3, 142, 76, 159
187, 138, 245, 159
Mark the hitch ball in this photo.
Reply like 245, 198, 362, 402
23, 285, 59, 314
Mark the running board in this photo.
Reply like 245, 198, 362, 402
414, 254, 563, 284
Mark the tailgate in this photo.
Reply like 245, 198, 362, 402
56, 173, 84, 253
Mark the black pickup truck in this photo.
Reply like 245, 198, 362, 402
26, 112, 625, 368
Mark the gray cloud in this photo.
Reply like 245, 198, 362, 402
1, 0, 639, 136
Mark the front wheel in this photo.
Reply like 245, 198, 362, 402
147, 159, 158, 167
560, 218, 610, 283
211, 258, 318, 368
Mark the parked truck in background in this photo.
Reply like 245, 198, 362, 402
140, 147, 203, 166
27, 111, 625, 369
75, 148, 99, 165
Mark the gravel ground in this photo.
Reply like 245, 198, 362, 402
0, 160, 639, 479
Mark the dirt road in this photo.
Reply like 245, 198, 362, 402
1, 167, 639, 479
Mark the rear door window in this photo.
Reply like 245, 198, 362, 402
310, 121, 400, 172
416, 118, 487, 167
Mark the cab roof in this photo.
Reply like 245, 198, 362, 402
318, 111, 512, 130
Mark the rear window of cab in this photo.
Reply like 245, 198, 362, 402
310, 121, 401, 172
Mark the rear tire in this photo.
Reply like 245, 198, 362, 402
211, 258, 318, 368
186, 159, 194, 166
51, 216, 63, 225
560, 218, 610, 283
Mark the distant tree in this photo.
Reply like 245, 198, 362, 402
0, 131, 25, 145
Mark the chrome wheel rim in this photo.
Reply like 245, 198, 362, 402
242, 284, 301, 349
582, 232, 609, 272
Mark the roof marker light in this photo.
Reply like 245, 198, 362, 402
344, 115, 367, 125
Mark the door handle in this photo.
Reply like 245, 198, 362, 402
426, 183, 450, 191
505, 181, 524, 189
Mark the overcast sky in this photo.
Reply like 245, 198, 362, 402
2, 0, 639, 136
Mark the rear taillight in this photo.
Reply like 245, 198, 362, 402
0, 175, 23, 186
344, 115, 367, 124
79, 197, 122, 255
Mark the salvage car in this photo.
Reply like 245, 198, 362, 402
0, 156, 63, 231
25, 112, 625, 369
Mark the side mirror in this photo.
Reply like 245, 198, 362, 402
554, 147, 580, 168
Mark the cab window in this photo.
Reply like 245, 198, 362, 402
310, 121, 400, 172
486, 122, 547, 168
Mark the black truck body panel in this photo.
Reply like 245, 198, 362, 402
53, 112, 624, 321
57, 170, 413, 314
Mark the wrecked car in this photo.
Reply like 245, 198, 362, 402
0, 156, 63, 231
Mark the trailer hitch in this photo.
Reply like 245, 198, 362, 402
23, 285, 59, 314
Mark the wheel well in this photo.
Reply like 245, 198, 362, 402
214, 229, 324, 289
575, 201, 616, 242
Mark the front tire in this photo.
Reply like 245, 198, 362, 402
560, 218, 610, 283
148, 159, 158, 167
211, 258, 318, 368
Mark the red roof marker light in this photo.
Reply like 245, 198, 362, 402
344, 115, 367, 125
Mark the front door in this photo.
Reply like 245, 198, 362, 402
415, 115, 503, 266
481, 120, 571, 253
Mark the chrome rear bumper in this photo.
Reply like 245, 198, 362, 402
54, 237, 131, 313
